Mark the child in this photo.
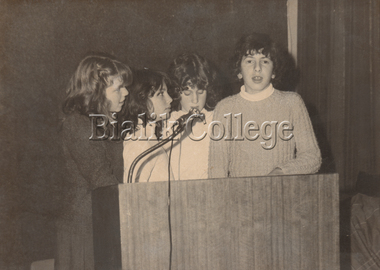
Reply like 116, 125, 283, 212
122, 68, 174, 183
58, 54, 132, 269
166, 53, 220, 180
209, 33, 322, 178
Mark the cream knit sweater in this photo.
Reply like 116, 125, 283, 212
165, 109, 213, 180
123, 120, 173, 183
209, 86, 321, 178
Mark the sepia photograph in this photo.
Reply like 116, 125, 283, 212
0, 0, 379, 269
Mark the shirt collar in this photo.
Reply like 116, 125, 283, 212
239, 83, 274, 101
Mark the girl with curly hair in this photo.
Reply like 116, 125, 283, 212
165, 53, 221, 180
122, 68, 174, 183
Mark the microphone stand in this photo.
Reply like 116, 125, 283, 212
127, 109, 204, 183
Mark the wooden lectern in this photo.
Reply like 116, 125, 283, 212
92, 174, 339, 270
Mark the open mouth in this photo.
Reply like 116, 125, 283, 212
252, 76, 263, 83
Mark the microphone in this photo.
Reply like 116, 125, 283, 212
172, 108, 205, 133
127, 108, 205, 183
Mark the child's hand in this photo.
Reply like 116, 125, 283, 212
268, 167, 284, 175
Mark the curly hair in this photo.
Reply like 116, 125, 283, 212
168, 53, 221, 111
62, 54, 133, 120
120, 68, 172, 135
231, 33, 298, 91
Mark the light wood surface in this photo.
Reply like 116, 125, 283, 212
93, 174, 339, 270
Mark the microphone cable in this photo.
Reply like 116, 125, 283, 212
167, 135, 174, 270
125, 108, 205, 268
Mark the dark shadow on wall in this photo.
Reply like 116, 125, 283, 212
306, 103, 336, 174
305, 102, 351, 269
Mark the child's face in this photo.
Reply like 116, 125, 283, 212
148, 82, 172, 118
180, 85, 207, 113
239, 51, 274, 94
105, 75, 129, 112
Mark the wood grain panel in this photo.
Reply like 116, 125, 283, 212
93, 174, 339, 270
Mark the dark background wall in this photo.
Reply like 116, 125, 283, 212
0, 1, 288, 268
297, 1, 380, 268
298, 0, 380, 191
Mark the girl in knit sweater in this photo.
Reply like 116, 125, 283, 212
209, 33, 321, 178
165, 53, 221, 180
122, 68, 174, 183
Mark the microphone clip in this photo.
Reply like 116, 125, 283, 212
173, 108, 205, 133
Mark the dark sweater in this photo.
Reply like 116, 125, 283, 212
56, 113, 123, 270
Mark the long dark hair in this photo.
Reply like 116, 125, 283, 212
120, 68, 172, 136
